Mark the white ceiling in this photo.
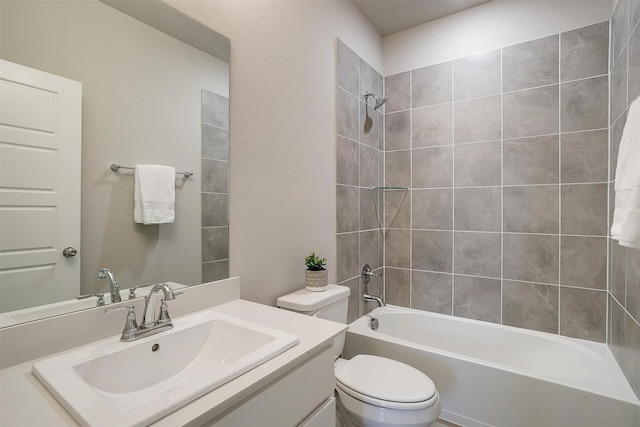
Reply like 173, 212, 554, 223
352, 0, 493, 36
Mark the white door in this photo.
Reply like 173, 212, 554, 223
0, 59, 82, 312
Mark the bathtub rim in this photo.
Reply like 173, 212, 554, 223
348, 305, 640, 406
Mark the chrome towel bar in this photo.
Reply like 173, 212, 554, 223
110, 163, 193, 178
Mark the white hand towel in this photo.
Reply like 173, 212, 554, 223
134, 164, 176, 225
611, 98, 640, 248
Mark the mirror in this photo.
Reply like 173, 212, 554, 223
0, 0, 230, 326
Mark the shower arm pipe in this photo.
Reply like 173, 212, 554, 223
363, 92, 388, 111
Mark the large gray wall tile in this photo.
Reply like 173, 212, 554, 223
386, 229, 411, 268
623, 311, 640, 398
453, 49, 501, 101
561, 236, 607, 289
561, 76, 608, 132
454, 275, 501, 323
385, 189, 411, 229
412, 189, 453, 230
360, 59, 383, 102
337, 185, 359, 233
561, 21, 609, 82
561, 183, 608, 235
611, 0, 629, 64
202, 260, 229, 283
610, 112, 627, 180
412, 146, 453, 188
202, 90, 229, 128
503, 135, 559, 185
454, 95, 502, 143
560, 130, 608, 183
454, 187, 501, 232
503, 35, 559, 92
385, 111, 411, 151
628, 24, 640, 104
336, 136, 359, 186
412, 62, 452, 108
336, 87, 359, 141
454, 141, 502, 187
384, 72, 410, 113
503, 281, 559, 334
385, 267, 410, 307
202, 159, 228, 193
359, 144, 379, 188
360, 189, 380, 231
337, 232, 359, 282
504, 85, 559, 138
412, 103, 453, 148
503, 234, 559, 284
202, 124, 228, 161
360, 229, 382, 270
412, 230, 453, 272
360, 101, 382, 149
454, 232, 501, 278
560, 287, 606, 342
611, 46, 628, 123
202, 193, 228, 227
631, 0, 640, 36
385, 150, 411, 187
611, 239, 626, 303
411, 271, 452, 314
336, 39, 359, 96
503, 185, 559, 234
626, 247, 640, 321
202, 227, 229, 262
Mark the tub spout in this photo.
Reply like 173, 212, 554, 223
363, 293, 386, 307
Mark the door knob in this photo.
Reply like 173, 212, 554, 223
62, 247, 77, 257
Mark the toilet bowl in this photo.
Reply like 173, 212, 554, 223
334, 355, 441, 427
276, 285, 442, 427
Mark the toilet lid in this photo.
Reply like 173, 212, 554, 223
335, 355, 436, 404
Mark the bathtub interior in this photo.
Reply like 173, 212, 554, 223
343, 306, 640, 427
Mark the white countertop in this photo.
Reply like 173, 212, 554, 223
0, 299, 346, 427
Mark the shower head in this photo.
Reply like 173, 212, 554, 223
364, 92, 389, 111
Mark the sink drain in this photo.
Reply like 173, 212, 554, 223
151, 343, 160, 352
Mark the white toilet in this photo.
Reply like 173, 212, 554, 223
277, 285, 441, 427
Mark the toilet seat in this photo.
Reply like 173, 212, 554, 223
335, 355, 437, 410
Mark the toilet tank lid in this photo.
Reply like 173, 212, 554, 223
276, 284, 350, 311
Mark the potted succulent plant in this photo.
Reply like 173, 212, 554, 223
304, 252, 328, 291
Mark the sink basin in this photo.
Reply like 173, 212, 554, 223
32, 309, 299, 427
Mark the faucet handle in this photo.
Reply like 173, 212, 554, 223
76, 293, 105, 306
128, 283, 153, 299
105, 305, 139, 341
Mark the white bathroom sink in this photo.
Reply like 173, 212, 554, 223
32, 309, 299, 427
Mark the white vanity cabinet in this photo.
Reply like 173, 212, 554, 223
204, 345, 336, 427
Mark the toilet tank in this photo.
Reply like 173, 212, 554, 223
277, 285, 350, 358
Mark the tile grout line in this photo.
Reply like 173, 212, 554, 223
409, 70, 413, 310
500, 46, 504, 326
451, 61, 456, 317
558, 33, 562, 336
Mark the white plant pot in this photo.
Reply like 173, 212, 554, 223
305, 269, 328, 292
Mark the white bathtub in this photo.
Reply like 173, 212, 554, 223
343, 305, 640, 427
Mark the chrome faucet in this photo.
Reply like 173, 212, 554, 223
141, 283, 177, 328
105, 283, 179, 342
363, 293, 386, 308
97, 268, 121, 303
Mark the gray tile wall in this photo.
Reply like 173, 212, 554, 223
202, 90, 230, 282
383, 22, 611, 343
336, 39, 384, 322
608, 0, 640, 399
